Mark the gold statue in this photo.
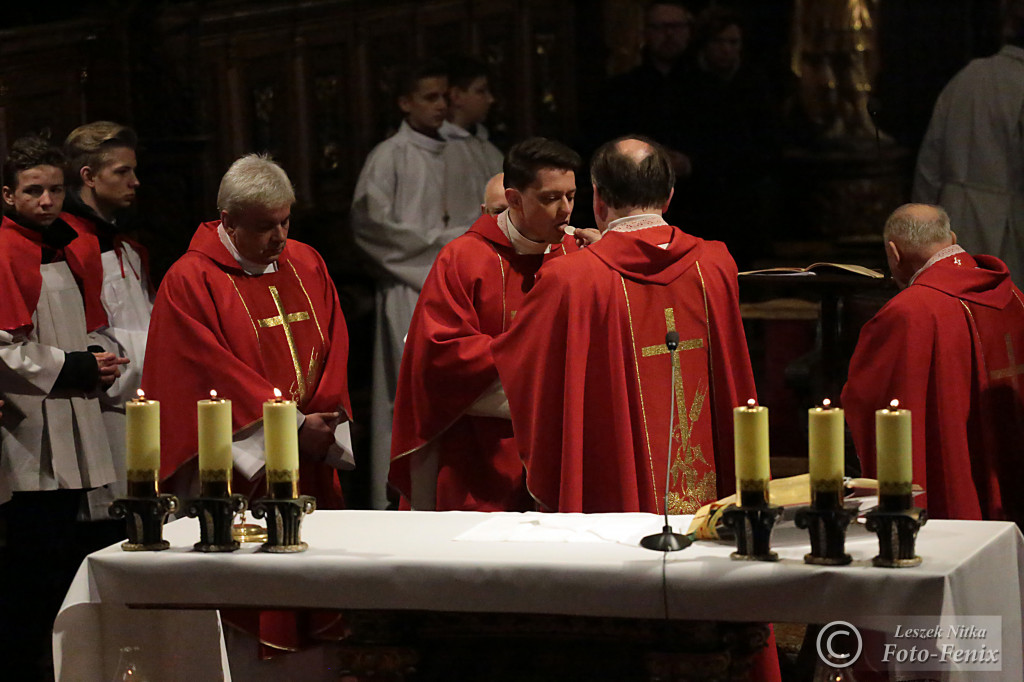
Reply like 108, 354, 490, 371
791, 0, 888, 143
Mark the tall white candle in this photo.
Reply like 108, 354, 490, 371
809, 398, 844, 506
734, 398, 770, 506
264, 388, 299, 497
126, 389, 160, 496
876, 399, 912, 501
198, 390, 232, 495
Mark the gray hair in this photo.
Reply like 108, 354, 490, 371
883, 203, 952, 251
217, 153, 295, 214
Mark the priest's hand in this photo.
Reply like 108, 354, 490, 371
299, 411, 340, 460
573, 228, 602, 248
92, 352, 130, 387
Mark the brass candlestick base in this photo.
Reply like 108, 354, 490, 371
250, 494, 316, 553
109, 494, 179, 551
864, 506, 927, 568
795, 505, 854, 565
185, 494, 248, 552
721, 503, 784, 561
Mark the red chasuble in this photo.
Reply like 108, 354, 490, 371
843, 253, 1024, 524
0, 215, 107, 333
492, 220, 756, 514
142, 221, 351, 506
389, 213, 577, 510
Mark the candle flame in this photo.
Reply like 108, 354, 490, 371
210, 389, 218, 400
890, 399, 900, 410
136, 388, 145, 400
746, 398, 756, 408
273, 388, 282, 399
822, 398, 832, 408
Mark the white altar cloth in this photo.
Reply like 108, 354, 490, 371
53, 511, 1024, 681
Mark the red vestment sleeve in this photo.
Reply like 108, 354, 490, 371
391, 239, 500, 462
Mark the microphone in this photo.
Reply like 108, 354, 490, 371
640, 330, 693, 552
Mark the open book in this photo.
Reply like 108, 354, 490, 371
739, 262, 884, 278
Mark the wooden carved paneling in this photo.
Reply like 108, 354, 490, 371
356, 6, 416, 154
471, 0, 518, 148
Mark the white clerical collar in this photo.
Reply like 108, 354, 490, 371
909, 244, 966, 286
218, 222, 279, 275
607, 213, 668, 233
498, 210, 557, 255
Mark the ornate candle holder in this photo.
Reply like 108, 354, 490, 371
794, 485, 854, 565
722, 486, 783, 561
185, 480, 248, 552
251, 476, 315, 552
109, 479, 179, 551
864, 491, 926, 568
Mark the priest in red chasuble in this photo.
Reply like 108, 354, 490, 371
843, 203, 1024, 525
492, 136, 757, 516
390, 139, 581, 510
491, 137, 779, 682
142, 154, 352, 507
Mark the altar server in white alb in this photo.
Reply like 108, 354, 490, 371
0, 134, 128, 679
439, 55, 504, 229
351, 60, 471, 508
61, 121, 153, 518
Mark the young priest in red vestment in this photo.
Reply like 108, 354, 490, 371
142, 153, 352, 507
390, 139, 581, 510
491, 136, 780, 681
843, 203, 1024, 525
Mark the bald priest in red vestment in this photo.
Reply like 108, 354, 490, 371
843, 203, 1024, 525
491, 136, 780, 681
390, 139, 581, 510
142, 154, 352, 507
492, 136, 758, 516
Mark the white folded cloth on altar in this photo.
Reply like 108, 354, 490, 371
453, 512, 695, 544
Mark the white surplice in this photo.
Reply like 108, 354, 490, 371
350, 120, 469, 508
84, 242, 154, 517
0, 261, 115, 504
440, 120, 503, 230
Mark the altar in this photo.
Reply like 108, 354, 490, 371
53, 511, 1024, 680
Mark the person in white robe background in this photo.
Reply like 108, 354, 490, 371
0, 134, 128, 681
439, 55, 504, 229
350, 61, 470, 508
913, 0, 1024, 284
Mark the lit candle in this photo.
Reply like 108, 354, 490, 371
198, 390, 232, 497
808, 398, 845, 509
876, 399, 912, 510
734, 398, 770, 507
126, 389, 160, 497
264, 388, 299, 499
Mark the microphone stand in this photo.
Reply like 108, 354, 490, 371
641, 331, 693, 552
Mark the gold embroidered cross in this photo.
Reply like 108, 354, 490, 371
258, 285, 312, 400
641, 308, 707, 513
990, 334, 1024, 390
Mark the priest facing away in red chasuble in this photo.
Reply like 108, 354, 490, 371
142, 154, 352, 508
492, 137, 757, 516
390, 138, 581, 511
843, 203, 1024, 526
491, 137, 779, 682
